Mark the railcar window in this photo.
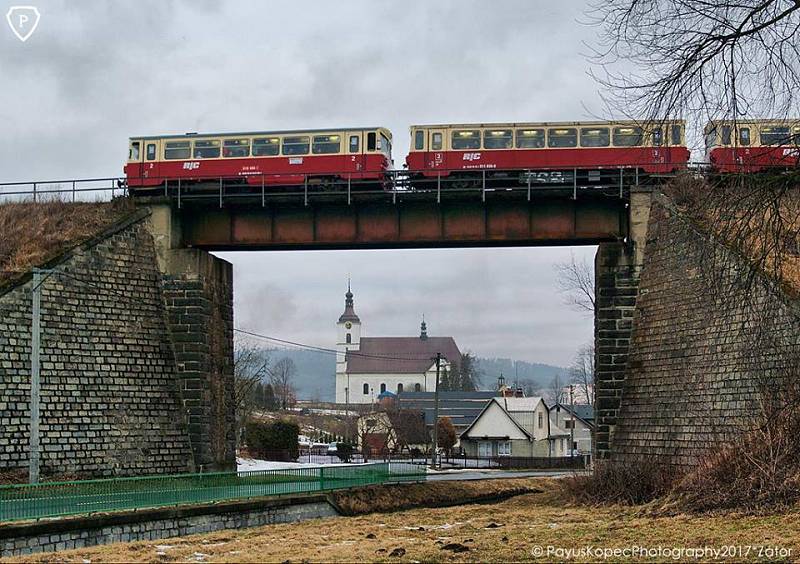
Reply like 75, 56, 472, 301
671, 124, 682, 145
379, 133, 392, 157
483, 129, 513, 149
721, 126, 732, 145
760, 126, 791, 145
414, 130, 424, 150
146, 143, 156, 160
367, 132, 376, 151
516, 129, 545, 148
129, 142, 141, 161
253, 137, 280, 156
548, 128, 578, 148
431, 132, 442, 151
652, 127, 663, 146
312, 135, 341, 154
282, 136, 310, 155
613, 127, 644, 147
223, 139, 250, 158
739, 128, 751, 146
349, 135, 360, 152
452, 130, 481, 150
164, 141, 191, 160
194, 140, 220, 159
704, 128, 717, 148
580, 127, 610, 147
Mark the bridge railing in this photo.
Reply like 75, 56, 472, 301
0, 461, 425, 522
0, 164, 687, 205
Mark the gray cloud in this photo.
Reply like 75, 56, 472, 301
1, 0, 602, 367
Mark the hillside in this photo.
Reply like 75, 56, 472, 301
260, 348, 567, 402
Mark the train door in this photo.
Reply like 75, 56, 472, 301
346, 131, 365, 174
426, 128, 446, 171
127, 139, 144, 184
142, 139, 160, 182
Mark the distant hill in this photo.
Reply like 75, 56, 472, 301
475, 357, 568, 391
255, 348, 567, 402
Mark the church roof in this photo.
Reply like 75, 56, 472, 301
345, 336, 461, 374
338, 283, 360, 323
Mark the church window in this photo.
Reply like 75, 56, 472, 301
380, 383, 386, 393
414, 383, 421, 392
397, 383, 403, 393
346, 333, 351, 344
363, 383, 369, 395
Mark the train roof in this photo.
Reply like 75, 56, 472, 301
409, 119, 686, 129
130, 127, 391, 141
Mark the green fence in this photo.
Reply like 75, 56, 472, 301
0, 462, 426, 523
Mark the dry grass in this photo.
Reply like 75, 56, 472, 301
331, 479, 543, 515
0, 198, 133, 286
8, 478, 800, 563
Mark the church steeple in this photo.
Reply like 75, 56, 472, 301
338, 279, 360, 323
420, 314, 428, 340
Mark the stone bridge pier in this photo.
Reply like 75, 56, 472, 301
594, 187, 652, 459
148, 205, 236, 472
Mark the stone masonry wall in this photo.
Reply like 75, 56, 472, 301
593, 243, 640, 459
0, 497, 337, 557
0, 213, 194, 477
610, 197, 800, 465
162, 249, 235, 472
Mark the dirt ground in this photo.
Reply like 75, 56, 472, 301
6, 478, 800, 563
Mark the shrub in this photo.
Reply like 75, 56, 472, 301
335, 442, 354, 463
561, 459, 680, 505
245, 419, 300, 461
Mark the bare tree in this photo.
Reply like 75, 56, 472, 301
233, 342, 270, 446
569, 343, 595, 406
269, 357, 297, 410
546, 373, 566, 406
555, 253, 595, 315
586, 0, 800, 124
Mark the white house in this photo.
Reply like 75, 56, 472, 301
550, 403, 595, 455
459, 397, 551, 457
334, 285, 461, 404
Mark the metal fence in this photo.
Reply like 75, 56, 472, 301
0, 462, 425, 523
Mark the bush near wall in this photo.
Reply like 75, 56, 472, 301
245, 420, 300, 461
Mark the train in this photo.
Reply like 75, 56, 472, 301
124, 119, 800, 191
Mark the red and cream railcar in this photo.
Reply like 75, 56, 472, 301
405, 121, 690, 185
124, 127, 393, 189
705, 120, 800, 173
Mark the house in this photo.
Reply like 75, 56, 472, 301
459, 397, 551, 457
334, 284, 462, 404
355, 406, 429, 454
550, 403, 595, 455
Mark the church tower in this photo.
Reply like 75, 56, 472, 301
335, 281, 361, 403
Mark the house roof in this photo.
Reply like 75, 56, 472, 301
497, 396, 545, 412
459, 397, 534, 440
397, 391, 497, 428
345, 337, 461, 374
555, 403, 595, 426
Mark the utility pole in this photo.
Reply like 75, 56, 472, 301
29, 269, 43, 484
430, 352, 442, 470
569, 384, 575, 459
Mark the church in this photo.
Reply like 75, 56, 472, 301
335, 284, 462, 405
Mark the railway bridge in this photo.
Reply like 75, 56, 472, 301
142, 181, 651, 462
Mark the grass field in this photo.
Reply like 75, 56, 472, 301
6, 478, 800, 563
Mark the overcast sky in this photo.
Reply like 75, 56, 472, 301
0, 0, 607, 367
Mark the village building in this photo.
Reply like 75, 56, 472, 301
459, 396, 552, 457
334, 284, 462, 404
